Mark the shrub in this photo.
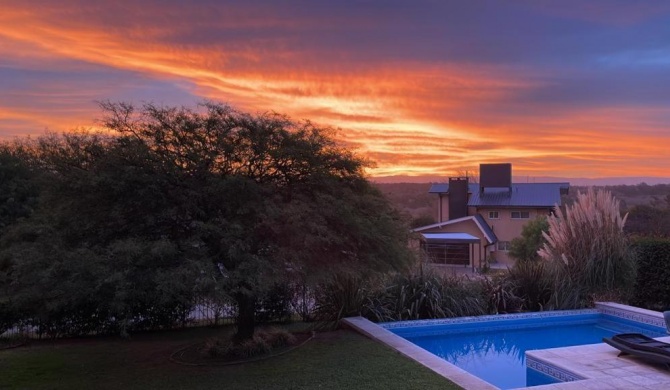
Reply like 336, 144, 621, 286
539, 188, 636, 302
547, 277, 591, 310
201, 327, 297, 360
509, 216, 549, 263
506, 261, 552, 311
631, 238, 670, 311
313, 273, 376, 323
480, 276, 523, 314
235, 335, 272, 359
366, 272, 487, 321
256, 327, 297, 348
202, 337, 233, 358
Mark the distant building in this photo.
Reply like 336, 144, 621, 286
413, 163, 569, 270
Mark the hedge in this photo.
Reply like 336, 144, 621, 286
631, 237, 670, 311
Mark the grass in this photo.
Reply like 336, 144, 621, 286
0, 326, 462, 390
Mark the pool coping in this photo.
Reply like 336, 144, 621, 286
340, 316, 498, 390
342, 302, 670, 390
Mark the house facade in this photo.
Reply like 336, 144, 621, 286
414, 163, 569, 269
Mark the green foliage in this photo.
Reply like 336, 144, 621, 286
314, 273, 376, 323
202, 337, 233, 358
0, 102, 413, 340
626, 204, 670, 238
480, 276, 523, 314
631, 238, 670, 311
371, 272, 487, 321
201, 327, 296, 360
255, 283, 293, 323
0, 147, 39, 235
546, 278, 591, 310
257, 327, 297, 348
1, 225, 212, 337
315, 271, 498, 323
235, 335, 272, 359
508, 216, 548, 263
409, 214, 436, 229
505, 261, 552, 311
539, 188, 637, 302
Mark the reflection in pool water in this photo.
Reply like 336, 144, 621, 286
389, 313, 665, 389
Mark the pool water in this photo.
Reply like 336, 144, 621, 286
388, 313, 666, 389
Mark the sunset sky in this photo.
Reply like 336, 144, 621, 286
1, 1, 669, 181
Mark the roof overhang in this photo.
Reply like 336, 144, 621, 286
421, 233, 481, 244
412, 215, 497, 245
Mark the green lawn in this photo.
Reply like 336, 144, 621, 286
0, 327, 462, 390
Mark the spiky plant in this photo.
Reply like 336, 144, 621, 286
538, 188, 636, 302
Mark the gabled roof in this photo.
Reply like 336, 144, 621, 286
473, 214, 496, 243
429, 181, 569, 208
412, 215, 497, 244
468, 183, 569, 208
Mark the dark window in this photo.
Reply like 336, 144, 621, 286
511, 211, 530, 219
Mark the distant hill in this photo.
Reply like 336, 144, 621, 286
513, 177, 670, 186
372, 175, 670, 186
374, 183, 435, 221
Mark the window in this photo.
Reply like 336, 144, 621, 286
511, 211, 530, 219
488, 211, 499, 219
497, 241, 511, 251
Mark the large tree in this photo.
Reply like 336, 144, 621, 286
2, 102, 413, 340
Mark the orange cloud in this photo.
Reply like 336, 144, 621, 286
0, 2, 669, 181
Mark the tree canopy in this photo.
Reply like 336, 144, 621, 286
0, 102, 413, 339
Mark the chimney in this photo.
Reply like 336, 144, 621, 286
448, 177, 469, 220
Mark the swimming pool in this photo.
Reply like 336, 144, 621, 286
382, 309, 667, 389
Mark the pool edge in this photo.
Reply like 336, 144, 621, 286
343, 303, 670, 389
341, 316, 499, 390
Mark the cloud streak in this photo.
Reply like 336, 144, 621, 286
0, 1, 669, 179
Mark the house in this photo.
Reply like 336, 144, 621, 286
413, 163, 569, 270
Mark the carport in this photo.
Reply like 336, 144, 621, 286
419, 232, 481, 272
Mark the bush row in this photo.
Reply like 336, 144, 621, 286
631, 237, 670, 311
5, 237, 668, 339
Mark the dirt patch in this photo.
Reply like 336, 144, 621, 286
170, 331, 314, 366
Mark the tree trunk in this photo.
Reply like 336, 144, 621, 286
234, 293, 256, 342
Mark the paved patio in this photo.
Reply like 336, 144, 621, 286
523, 338, 670, 389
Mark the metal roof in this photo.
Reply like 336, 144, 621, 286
467, 183, 569, 207
421, 233, 480, 244
428, 183, 479, 194
473, 214, 497, 243
429, 182, 568, 207
412, 215, 498, 244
